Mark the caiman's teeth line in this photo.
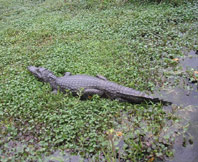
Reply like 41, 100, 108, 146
28, 66, 170, 105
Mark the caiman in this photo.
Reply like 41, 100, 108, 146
28, 66, 169, 104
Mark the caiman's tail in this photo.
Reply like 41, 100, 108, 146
116, 88, 171, 105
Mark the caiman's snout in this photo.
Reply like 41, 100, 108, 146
28, 66, 52, 82
28, 66, 43, 80
28, 66, 37, 73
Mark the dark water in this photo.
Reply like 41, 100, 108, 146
161, 50, 198, 162
159, 85, 198, 107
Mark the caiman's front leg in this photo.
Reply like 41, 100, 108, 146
64, 72, 72, 77
81, 89, 104, 99
96, 75, 108, 81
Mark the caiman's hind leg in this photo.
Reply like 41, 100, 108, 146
115, 97, 128, 103
81, 89, 104, 100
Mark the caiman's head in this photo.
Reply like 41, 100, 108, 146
28, 66, 56, 83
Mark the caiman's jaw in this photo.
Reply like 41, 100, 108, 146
28, 66, 48, 82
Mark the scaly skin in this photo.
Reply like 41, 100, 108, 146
28, 66, 169, 104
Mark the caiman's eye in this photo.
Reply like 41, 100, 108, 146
36, 68, 40, 73
35, 69, 42, 78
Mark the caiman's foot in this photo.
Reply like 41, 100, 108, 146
80, 89, 104, 99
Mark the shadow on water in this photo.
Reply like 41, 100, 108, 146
157, 50, 198, 162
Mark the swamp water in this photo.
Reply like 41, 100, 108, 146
160, 50, 198, 162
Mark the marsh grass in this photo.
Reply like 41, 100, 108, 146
0, 0, 197, 161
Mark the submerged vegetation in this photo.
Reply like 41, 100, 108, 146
0, 0, 197, 161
